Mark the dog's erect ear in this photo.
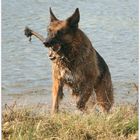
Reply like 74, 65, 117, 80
50, 7, 58, 22
67, 8, 80, 28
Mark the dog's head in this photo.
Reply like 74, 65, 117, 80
43, 8, 80, 51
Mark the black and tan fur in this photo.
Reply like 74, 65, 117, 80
41, 8, 113, 114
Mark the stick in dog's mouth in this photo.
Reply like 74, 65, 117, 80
24, 26, 46, 43
24, 27, 63, 60
24, 26, 62, 51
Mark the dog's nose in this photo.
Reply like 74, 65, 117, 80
43, 40, 48, 46
43, 38, 51, 47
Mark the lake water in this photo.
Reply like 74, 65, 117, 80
2, 0, 138, 107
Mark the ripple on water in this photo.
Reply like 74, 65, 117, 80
2, 0, 138, 106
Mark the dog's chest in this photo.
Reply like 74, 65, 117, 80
60, 68, 75, 85
53, 58, 82, 92
60, 67, 82, 95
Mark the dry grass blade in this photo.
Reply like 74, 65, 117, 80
2, 105, 138, 140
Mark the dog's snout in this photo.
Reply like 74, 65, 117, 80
43, 40, 48, 46
43, 38, 52, 47
43, 37, 59, 47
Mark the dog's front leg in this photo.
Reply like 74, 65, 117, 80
51, 79, 63, 114
76, 85, 93, 111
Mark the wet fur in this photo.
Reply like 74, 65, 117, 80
45, 8, 114, 113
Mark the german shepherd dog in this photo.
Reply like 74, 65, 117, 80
43, 8, 114, 114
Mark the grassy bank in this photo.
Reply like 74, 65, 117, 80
2, 105, 138, 140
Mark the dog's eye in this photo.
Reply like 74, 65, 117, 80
57, 29, 67, 36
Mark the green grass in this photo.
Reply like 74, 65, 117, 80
2, 105, 138, 140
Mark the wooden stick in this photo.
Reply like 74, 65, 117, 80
24, 26, 45, 43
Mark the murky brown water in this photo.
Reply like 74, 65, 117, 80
2, 0, 138, 107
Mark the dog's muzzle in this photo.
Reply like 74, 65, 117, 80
43, 37, 58, 47
44, 37, 62, 51
44, 37, 62, 60
43, 38, 51, 47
